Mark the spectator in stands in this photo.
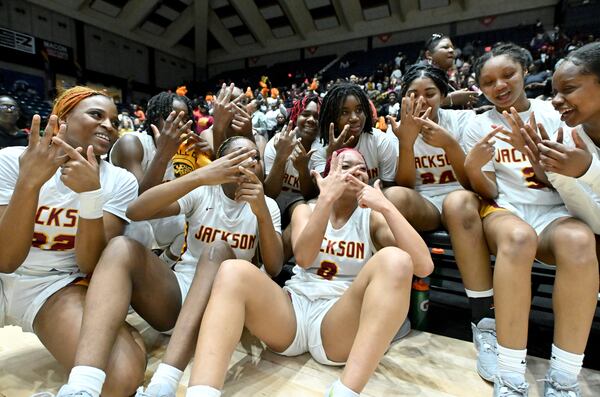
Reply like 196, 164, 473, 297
195, 100, 213, 134
267, 107, 287, 140
183, 148, 433, 397
134, 104, 145, 122
422, 33, 479, 108
464, 42, 597, 397
0, 95, 28, 149
524, 60, 551, 98
0, 86, 139, 396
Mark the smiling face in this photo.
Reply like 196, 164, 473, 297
296, 100, 319, 144
61, 95, 118, 156
337, 95, 366, 144
478, 54, 528, 112
405, 76, 443, 122
552, 60, 600, 129
429, 38, 455, 71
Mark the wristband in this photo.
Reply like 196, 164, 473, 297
79, 188, 104, 219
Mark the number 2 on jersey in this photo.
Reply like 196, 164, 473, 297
317, 260, 338, 280
32, 233, 76, 251
521, 167, 546, 189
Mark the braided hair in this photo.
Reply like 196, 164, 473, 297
474, 42, 532, 84
289, 94, 322, 127
401, 64, 449, 98
319, 83, 373, 146
142, 91, 194, 135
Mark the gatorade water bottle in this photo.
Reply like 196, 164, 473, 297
410, 277, 430, 331
172, 140, 211, 178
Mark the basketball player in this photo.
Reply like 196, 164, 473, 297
464, 43, 597, 396
181, 148, 433, 397
0, 87, 139, 395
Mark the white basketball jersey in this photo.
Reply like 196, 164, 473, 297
462, 99, 563, 206
110, 132, 174, 181
284, 205, 376, 300
312, 128, 399, 184
389, 108, 474, 196
547, 124, 600, 232
264, 135, 324, 211
175, 185, 281, 277
0, 146, 138, 276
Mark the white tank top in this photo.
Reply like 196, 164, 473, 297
285, 205, 376, 300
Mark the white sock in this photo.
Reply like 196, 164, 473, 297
186, 385, 222, 397
325, 379, 359, 397
465, 288, 494, 298
550, 344, 583, 378
67, 365, 106, 397
497, 344, 527, 381
147, 363, 183, 394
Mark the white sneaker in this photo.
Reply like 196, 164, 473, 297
32, 385, 95, 397
541, 368, 581, 397
494, 374, 529, 397
135, 384, 176, 397
472, 318, 497, 382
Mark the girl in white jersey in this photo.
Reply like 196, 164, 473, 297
0, 86, 139, 395
311, 83, 399, 187
386, 64, 498, 382
463, 43, 597, 397
182, 148, 433, 397
109, 92, 197, 256
264, 94, 323, 259
53, 136, 282, 397
523, 42, 600, 236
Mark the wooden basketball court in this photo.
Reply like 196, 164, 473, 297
1, 314, 599, 396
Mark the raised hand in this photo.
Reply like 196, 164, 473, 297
538, 128, 592, 177
185, 132, 214, 160
388, 93, 431, 145
325, 122, 354, 158
51, 137, 101, 193
195, 146, 256, 185
212, 83, 238, 134
311, 151, 348, 200
495, 107, 530, 153
465, 126, 503, 170
347, 176, 390, 212
231, 102, 253, 138
19, 115, 70, 188
235, 165, 267, 216
291, 137, 317, 172
151, 110, 192, 157
274, 122, 297, 160
416, 117, 456, 149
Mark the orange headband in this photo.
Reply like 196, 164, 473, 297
52, 86, 106, 120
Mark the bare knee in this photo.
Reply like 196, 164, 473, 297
552, 223, 597, 268
497, 225, 537, 262
374, 247, 414, 287
384, 186, 414, 211
212, 259, 259, 295
442, 191, 481, 229
97, 236, 147, 272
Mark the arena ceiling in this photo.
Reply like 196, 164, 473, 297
26, 0, 559, 65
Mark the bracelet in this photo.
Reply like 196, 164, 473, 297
79, 188, 104, 219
